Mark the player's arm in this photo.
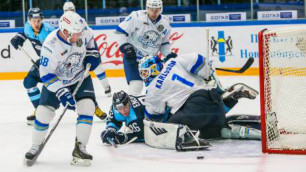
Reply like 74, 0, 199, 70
178, 53, 213, 80
84, 28, 101, 71
115, 12, 138, 60
101, 107, 123, 144
10, 23, 29, 50
160, 20, 177, 62
145, 92, 167, 122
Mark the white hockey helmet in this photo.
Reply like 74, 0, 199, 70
63, 2, 75, 12
59, 11, 85, 38
146, 0, 163, 13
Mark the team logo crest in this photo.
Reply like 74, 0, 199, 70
211, 31, 233, 63
138, 30, 160, 49
57, 52, 83, 78
157, 25, 164, 32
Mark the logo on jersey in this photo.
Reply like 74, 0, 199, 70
211, 31, 233, 63
63, 17, 71, 24
149, 123, 167, 136
157, 24, 164, 32
138, 30, 160, 49
57, 52, 83, 78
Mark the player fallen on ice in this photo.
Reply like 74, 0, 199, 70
10, 8, 54, 125
24, 11, 101, 166
115, 0, 177, 96
63, 1, 112, 121
100, 90, 145, 146
138, 53, 260, 151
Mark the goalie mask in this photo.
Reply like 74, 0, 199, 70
138, 55, 163, 86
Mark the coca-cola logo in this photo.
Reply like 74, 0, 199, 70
95, 32, 184, 66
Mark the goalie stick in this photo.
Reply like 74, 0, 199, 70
18, 45, 39, 69
215, 57, 254, 73
25, 64, 91, 167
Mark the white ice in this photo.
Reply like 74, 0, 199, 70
1, 76, 306, 172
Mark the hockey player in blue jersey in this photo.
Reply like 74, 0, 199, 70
115, 0, 177, 96
101, 90, 145, 145
10, 8, 54, 125
138, 54, 261, 150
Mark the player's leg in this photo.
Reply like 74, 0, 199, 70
23, 62, 41, 125
94, 65, 112, 97
168, 89, 226, 139
25, 86, 60, 160
71, 76, 95, 166
123, 56, 143, 96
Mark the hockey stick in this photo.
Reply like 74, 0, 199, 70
215, 57, 254, 73
108, 136, 138, 148
18, 45, 39, 69
25, 64, 91, 167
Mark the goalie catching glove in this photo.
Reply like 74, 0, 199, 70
101, 128, 128, 144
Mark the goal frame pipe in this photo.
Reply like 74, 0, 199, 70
258, 29, 306, 155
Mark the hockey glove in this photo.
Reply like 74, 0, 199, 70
114, 132, 128, 144
101, 128, 117, 144
119, 43, 136, 59
162, 52, 177, 63
10, 33, 26, 50
56, 88, 76, 110
84, 49, 101, 71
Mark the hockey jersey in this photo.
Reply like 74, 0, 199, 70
39, 27, 97, 93
145, 53, 218, 119
106, 95, 145, 142
23, 21, 54, 56
116, 10, 172, 59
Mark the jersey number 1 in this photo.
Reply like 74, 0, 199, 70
172, 74, 194, 87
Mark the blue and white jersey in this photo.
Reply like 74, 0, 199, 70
39, 26, 96, 93
106, 95, 145, 141
116, 10, 172, 60
145, 53, 218, 119
24, 21, 54, 56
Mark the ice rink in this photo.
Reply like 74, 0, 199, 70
1, 76, 306, 172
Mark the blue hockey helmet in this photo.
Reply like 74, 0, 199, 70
138, 55, 163, 85
28, 7, 44, 20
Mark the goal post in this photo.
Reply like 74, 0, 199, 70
259, 27, 306, 154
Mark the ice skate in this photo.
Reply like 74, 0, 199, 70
27, 109, 36, 126
71, 140, 92, 166
24, 144, 41, 166
222, 83, 259, 100
95, 106, 107, 120
105, 86, 112, 97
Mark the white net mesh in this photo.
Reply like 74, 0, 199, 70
263, 27, 306, 151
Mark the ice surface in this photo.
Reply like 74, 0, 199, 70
1, 77, 306, 172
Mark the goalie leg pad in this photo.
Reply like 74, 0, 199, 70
144, 120, 211, 151
221, 124, 261, 140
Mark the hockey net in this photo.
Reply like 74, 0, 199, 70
259, 27, 306, 154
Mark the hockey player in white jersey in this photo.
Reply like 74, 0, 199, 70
63, 1, 112, 121
138, 54, 260, 150
24, 12, 100, 166
115, 0, 177, 96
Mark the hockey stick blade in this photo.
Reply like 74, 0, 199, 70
215, 57, 254, 73
24, 64, 91, 166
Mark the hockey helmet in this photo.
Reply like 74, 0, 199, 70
59, 11, 85, 40
113, 91, 130, 110
63, 2, 75, 12
28, 8, 43, 20
146, 0, 163, 13
138, 55, 163, 85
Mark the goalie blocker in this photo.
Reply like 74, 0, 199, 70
144, 119, 210, 151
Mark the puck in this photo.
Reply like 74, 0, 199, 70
197, 156, 204, 160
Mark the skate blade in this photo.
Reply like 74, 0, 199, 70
27, 120, 34, 126
71, 157, 91, 167
24, 157, 35, 167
